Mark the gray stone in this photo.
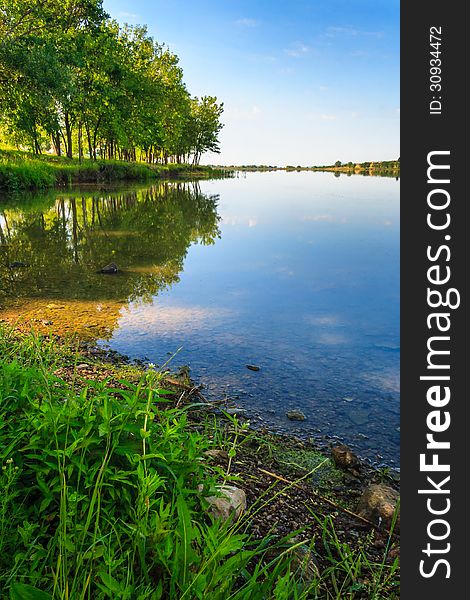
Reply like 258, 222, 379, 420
204, 449, 229, 461
286, 409, 306, 421
290, 538, 320, 582
224, 407, 247, 416
357, 484, 400, 531
199, 485, 246, 521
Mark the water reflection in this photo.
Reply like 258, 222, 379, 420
0, 183, 220, 337
1, 173, 400, 465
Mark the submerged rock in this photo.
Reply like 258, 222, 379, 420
199, 484, 246, 521
100, 262, 120, 274
286, 409, 306, 421
224, 407, 247, 416
357, 484, 400, 531
347, 408, 369, 426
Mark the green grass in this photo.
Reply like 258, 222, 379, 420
0, 149, 230, 192
0, 327, 314, 599
0, 326, 399, 599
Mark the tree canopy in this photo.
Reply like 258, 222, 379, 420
0, 0, 223, 164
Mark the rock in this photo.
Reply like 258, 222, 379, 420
246, 365, 260, 371
290, 538, 320, 582
100, 262, 119, 274
331, 444, 360, 472
357, 484, 400, 531
199, 485, 246, 521
224, 407, 247, 416
8, 261, 29, 269
286, 409, 306, 421
204, 449, 229, 461
347, 408, 369, 426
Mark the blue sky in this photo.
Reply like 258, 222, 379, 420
103, 0, 399, 165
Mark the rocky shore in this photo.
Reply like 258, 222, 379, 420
69, 339, 401, 568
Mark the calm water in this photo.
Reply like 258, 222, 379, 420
0, 172, 399, 465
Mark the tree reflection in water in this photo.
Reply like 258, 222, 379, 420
0, 182, 221, 338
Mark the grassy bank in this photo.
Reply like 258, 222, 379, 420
0, 149, 230, 192
0, 326, 399, 599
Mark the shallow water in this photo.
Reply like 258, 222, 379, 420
0, 172, 399, 465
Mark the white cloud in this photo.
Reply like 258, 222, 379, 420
236, 18, 257, 27
119, 305, 233, 334
245, 53, 276, 64
351, 50, 370, 58
225, 104, 262, 120
320, 114, 339, 121
317, 332, 349, 345
285, 43, 312, 58
118, 11, 139, 21
305, 314, 342, 326
222, 216, 258, 227
301, 214, 334, 222
326, 26, 384, 38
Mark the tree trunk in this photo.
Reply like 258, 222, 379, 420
52, 133, 61, 156
85, 124, 93, 159
71, 198, 78, 263
32, 124, 41, 154
92, 116, 102, 161
64, 112, 73, 158
78, 122, 83, 163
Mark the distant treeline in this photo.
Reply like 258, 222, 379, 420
221, 160, 400, 176
311, 159, 400, 175
0, 1, 223, 165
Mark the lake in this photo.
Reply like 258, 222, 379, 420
0, 171, 400, 465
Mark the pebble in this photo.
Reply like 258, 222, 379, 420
286, 410, 306, 421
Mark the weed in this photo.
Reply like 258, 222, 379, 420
0, 326, 399, 598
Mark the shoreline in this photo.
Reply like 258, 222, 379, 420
0, 323, 400, 597
214, 161, 400, 177
1, 304, 399, 471
0, 149, 232, 193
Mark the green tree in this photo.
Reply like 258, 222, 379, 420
188, 96, 224, 165
0, 1, 223, 163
